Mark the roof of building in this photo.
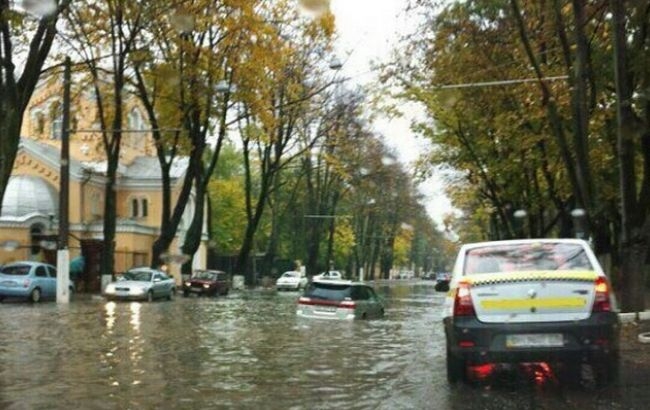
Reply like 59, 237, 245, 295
1, 175, 59, 217
18, 137, 188, 180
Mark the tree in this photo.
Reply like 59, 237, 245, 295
610, 0, 650, 312
64, 0, 153, 277
0, 0, 71, 211
233, 3, 335, 284
391, 0, 617, 242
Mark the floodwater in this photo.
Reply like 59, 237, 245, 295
0, 281, 649, 409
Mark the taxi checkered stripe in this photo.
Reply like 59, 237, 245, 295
463, 271, 598, 287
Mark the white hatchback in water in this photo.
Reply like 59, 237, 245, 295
441, 238, 620, 385
297, 280, 385, 320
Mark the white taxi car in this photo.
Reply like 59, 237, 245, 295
441, 239, 619, 385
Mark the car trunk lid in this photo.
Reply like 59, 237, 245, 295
465, 270, 598, 323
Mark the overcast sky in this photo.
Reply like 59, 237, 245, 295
328, 0, 455, 226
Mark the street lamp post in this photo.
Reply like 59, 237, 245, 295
56, 57, 72, 304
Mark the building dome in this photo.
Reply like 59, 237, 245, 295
1, 175, 59, 217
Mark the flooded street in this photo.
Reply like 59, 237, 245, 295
1, 281, 649, 409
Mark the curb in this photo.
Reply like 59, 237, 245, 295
618, 311, 650, 323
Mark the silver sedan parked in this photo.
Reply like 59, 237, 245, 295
103, 267, 176, 302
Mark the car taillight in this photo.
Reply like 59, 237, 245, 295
453, 280, 475, 316
592, 276, 612, 313
298, 296, 311, 305
338, 300, 356, 309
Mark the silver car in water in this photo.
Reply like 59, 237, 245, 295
104, 267, 176, 302
296, 279, 385, 320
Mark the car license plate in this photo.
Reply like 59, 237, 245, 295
506, 333, 564, 348
316, 306, 336, 312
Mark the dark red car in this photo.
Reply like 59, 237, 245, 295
182, 270, 230, 297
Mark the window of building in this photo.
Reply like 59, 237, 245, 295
130, 196, 149, 219
127, 108, 144, 131
49, 100, 62, 140
51, 114, 62, 139
141, 198, 148, 217
90, 191, 101, 219
131, 198, 139, 218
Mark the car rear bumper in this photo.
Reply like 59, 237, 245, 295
296, 308, 355, 320
183, 286, 215, 295
103, 293, 148, 301
444, 312, 620, 364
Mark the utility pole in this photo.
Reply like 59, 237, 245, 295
57, 57, 71, 303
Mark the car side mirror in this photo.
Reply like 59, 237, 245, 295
153, 277, 161, 283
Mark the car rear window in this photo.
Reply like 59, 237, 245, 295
464, 242, 593, 274
304, 282, 351, 301
124, 270, 152, 281
1, 265, 30, 275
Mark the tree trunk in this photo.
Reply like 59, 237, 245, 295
611, 0, 648, 312
0, 4, 64, 210
180, 174, 206, 276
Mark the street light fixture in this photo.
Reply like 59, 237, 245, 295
513, 209, 527, 238
329, 56, 343, 71
571, 208, 587, 239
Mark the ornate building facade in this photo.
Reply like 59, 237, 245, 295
0, 79, 207, 291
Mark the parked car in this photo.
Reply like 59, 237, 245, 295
441, 238, 619, 385
275, 271, 308, 291
104, 267, 176, 302
297, 280, 385, 320
313, 270, 343, 281
422, 272, 435, 280
0, 261, 74, 303
183, 270, 230, 297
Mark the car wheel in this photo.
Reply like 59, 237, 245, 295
446, 343, 466, 384
147, 290, 154, 302
559, 361, 582, 387
30, 288, 42, 303
168, 288, 175, 301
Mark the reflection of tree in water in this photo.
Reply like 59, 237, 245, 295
466, 243, 592, 273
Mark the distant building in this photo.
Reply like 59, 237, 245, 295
0, 78, 207, 291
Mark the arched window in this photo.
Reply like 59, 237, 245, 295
127, 108, 144, 131
129, 196, 149, 219
127, 108, 146, 149
49, 101, 62, 139
131, 198, 139, 218
51, 114, 62, 139
141, 198, 148, 217
90, 191, 101, 218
